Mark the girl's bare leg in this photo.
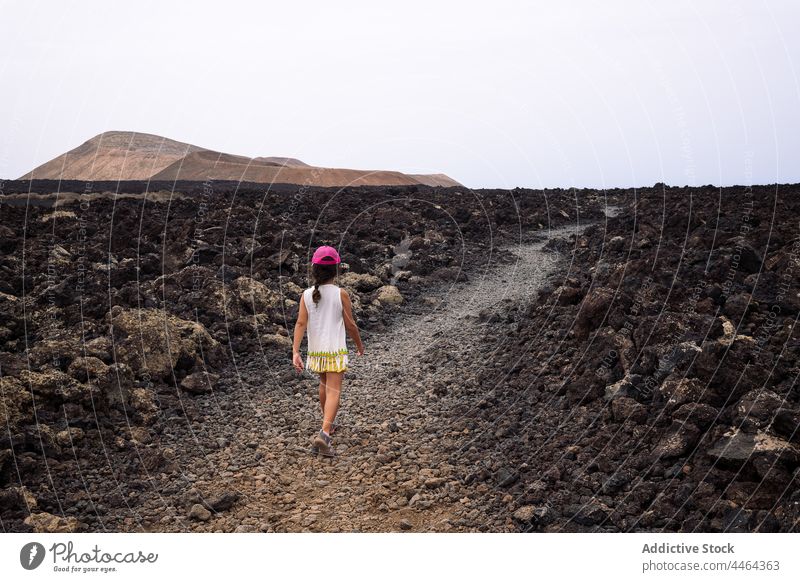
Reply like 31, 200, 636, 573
318, 372, 327, 416
321, 372, 343, 435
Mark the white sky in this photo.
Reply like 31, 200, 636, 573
1, 0, 798, 188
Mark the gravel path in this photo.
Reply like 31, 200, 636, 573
150, 226, 580, 532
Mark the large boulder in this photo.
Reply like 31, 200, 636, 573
27, 337, 82, 371
180, 371, 219, 394
733, 390, 783, 432
653, 421, 701, 459
0, 485, 38, 512
108, 307, 222, 381
55, 427, 85, 447
375, 285, 404, 305
604, 375, 638, 401
718, 238, 764, 274
657, 341, 702, 375
610, 396, 648, 424
707, 428, 800, 471
68, 356, 138, 412
24, 511, 83, 533
151, 265, 229, 318
672, 403, 719, 429
263, 333, 293, 351
0, 377, 33, 438
339, 272, 383, 292
17, 369, 97, 405
230, 276, 281, 314
128, 388, 159, 425
83, 336, 114, 363
658, 376, 705, 411
66, 356, 109, 383
283, 281, 304, 297
576, 287, 616, 336
772, 409, 800, 442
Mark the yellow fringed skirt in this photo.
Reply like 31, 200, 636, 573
306, 349, 349, 373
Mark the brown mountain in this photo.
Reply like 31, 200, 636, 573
150, 149, 423, 186
19, 131, 461, 187
19, 131, 204, 181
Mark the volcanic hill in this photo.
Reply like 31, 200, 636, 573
19, 131, 462, 188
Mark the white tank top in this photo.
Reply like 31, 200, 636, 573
303, 284, 347, 357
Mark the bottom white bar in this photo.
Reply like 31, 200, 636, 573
2, 533, 797, 581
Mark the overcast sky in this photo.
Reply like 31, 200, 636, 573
1, 0, 798, 189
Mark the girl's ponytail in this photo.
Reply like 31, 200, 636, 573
312, 282, 321, 304
310, 262, 338, 305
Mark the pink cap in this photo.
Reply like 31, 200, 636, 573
311, 245, 341, 265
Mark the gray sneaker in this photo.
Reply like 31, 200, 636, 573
313, 430, 335, 457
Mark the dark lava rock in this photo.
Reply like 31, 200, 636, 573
671, 403, 719, 429
569, 499, 611, 527
494, 467, 519, 488
653, 421, 702, 459
188, 504, 212, 522
180, 371, 219, 394
202, 491, 241, 512
707, 429, 800, 469
610, 396, 648, 424
772, 409, 800, 442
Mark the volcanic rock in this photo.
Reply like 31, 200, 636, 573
376, 285, 404, 305
108, 307, 221, 381
180, 371, 219, 394
24, 512, 82, 533
340, 272, 383, 292
707, 429, 800, 469
188, 503, 212, 522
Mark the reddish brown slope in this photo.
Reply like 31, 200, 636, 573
18, 131, 462, 187
19, 131, 204, 181
150, 150, 424, 187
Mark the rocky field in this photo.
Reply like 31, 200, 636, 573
0, 180, 797, 533
0, 179, 606, 532
454, 184, 800, 532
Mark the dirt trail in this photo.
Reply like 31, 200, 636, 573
151, 226, 581, 532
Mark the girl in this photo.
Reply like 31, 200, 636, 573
292, 245, 365, 457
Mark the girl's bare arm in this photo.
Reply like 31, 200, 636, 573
341, 289, 365, 355
293, 293, 309, 353
292, 294, 308, 371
